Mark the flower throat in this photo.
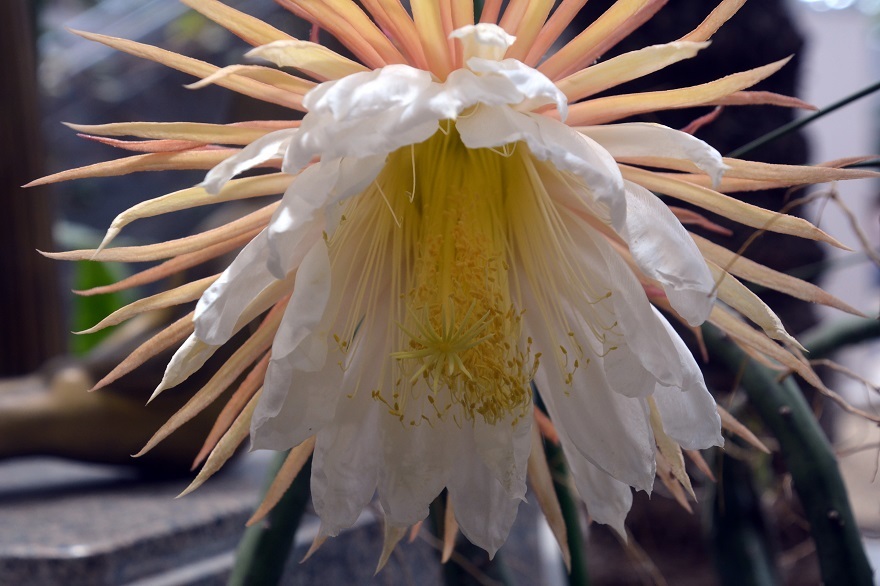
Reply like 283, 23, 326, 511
332, 123, 537, 426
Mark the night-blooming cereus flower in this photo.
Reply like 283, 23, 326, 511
38, 0, 873, 562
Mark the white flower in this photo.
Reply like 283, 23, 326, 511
42, 0, 869, 563
180, 24, 723, 552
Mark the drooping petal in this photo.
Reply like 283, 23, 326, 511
559, 436, 633, 538
309, 387, 383, 536
378, 415, 459, 527
457, 108, 626, 227
651, 313, 724, 450
580, 123, 726, 186
201, 129, 295, 194
267, 156, 383, 278
619, 180, 716, 325
472, 410, 532, 499
195, 230, 276, 344
525, 283, 656, 492
448, 426, 522, 557
268, 240, 333, 369
561, 217, 686, 394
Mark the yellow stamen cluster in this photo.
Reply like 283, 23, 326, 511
331, 123, 538, 426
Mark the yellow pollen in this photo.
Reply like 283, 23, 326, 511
381, 123, 535, 425
328, 122, 616, 427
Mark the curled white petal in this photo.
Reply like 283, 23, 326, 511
201, 129, 294, 194
457, 108, 626, 227
268, 156, 383, 278
467, 57, 569, 120
195, 230, 275, 345
450, 23, 516, 62
154, 333, 218, 395
580, 123, 727, 186
621, 181, 716, 325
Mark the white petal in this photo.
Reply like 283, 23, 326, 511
155, 332, 218, 393
310, 389, 382, 536
523, 280, 656, 491
449, 24, 515, 61
270, 240, 332, 370
378, 416, 457, 527
560, 438, 633, 538
580, 123, 727, 186
288, 66, 442, 170
438, 68, 525, 111
473, 412, 532, 499
303, 64, 433, 120
653, 382, 723, 451
601, 342, 658, 399
621, 180, 716, 325
201, 129, 294, 194
576, 221, 694, 391
250, 359, 344, 451
195, 230, 275, 345
251, 262, 379, 451
268, 156, 383, 278
448, 428, 521, 557
467, 57, 568, 119
457, 108, 626, 227
651, 311, 723, 450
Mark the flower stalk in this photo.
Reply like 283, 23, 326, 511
229, 450, 312, 586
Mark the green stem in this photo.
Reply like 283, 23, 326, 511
703, 325, 874, 586
709, 448, 781, 586
727, 79, 880, 158
229, 452, 312, 586
801, 318, 880, 360
544, 440, 590, 586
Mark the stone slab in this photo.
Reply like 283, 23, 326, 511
0, 451, 556, 585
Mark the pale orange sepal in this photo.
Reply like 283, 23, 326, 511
565, 57, 792, 125
693, 234, 865, 317
527, 424, 571, 571
525, 0, 589, 66
247, 435, 317, 525
620, 165, 847, 248
505, 0, 555, 62
70, 30, 303, 110
717, 406, 771, 454
178, 390, 263, 498
135, 300, 287, 456
76, 275, 219, 335
194, 352, 270, 469
26, 149, 242, 188
181, 0, 294, 46
679, 0, 748, 43
42, 203, 277, 263
90, 311, 195, 392
76, 229, 260, 298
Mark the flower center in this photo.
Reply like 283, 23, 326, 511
332, 123, 537, 426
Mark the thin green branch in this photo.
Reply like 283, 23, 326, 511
703, 325, 874, 586
727, 79, 880, 159
709, 448, 781, 586
801, 318, 880, 360
544, 440, 590, 586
